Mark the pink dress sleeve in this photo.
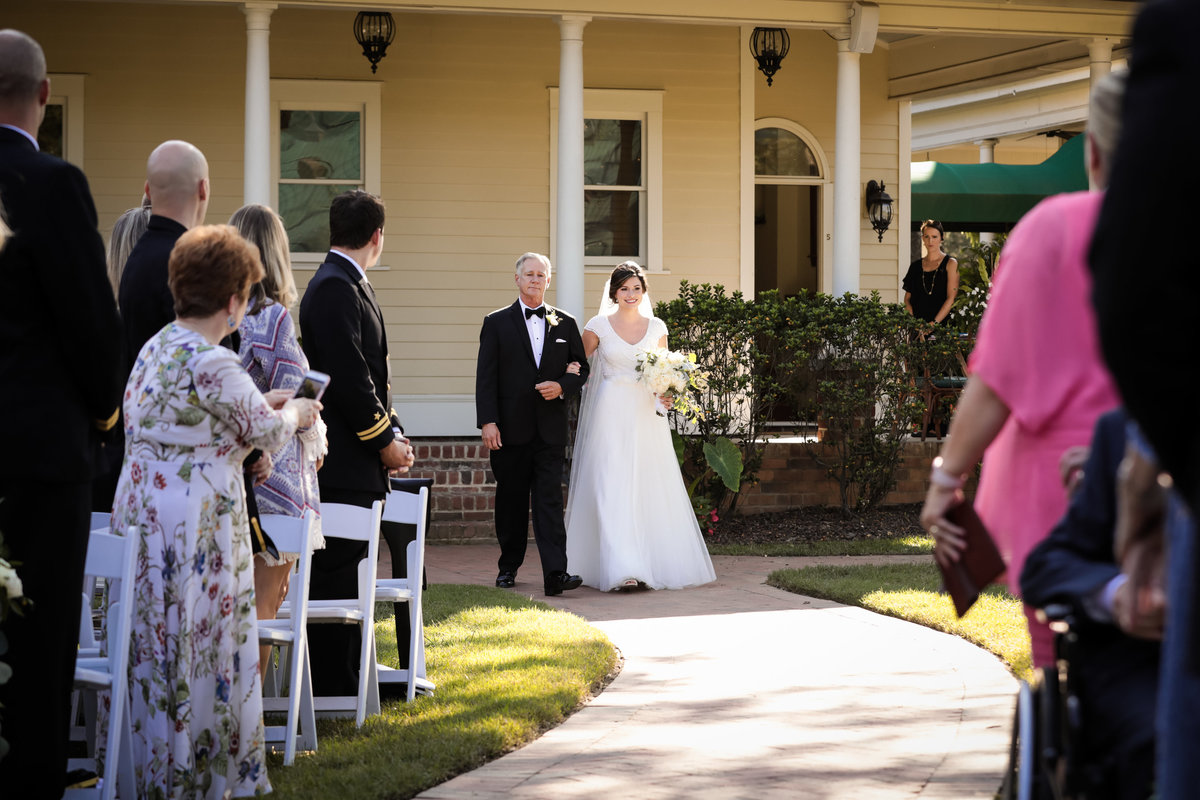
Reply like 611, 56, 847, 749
969, 192, 1107, 434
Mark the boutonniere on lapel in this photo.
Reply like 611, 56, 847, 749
545, 309, 560, 327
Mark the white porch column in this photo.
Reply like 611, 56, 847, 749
555, 15, 589, 320
975, 138, 998, 164
832, 39, 861, 296
243, 3, 275, 207
1088, 38, 1114, 85
976, 138, 998, 244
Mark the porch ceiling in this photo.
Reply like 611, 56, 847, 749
90, 0, 1136, 41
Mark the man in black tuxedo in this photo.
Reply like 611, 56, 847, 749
1090, 2, 1200, 796
300, 190, 414, 695
1021, 409, 1159, 800
0, 29, 123, 796
475, 253, 587, 596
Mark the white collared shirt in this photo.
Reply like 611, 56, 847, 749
523, 303, 546, 366
330, 249, 368, 282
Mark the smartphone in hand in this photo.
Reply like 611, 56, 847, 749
294, 369, 331, 402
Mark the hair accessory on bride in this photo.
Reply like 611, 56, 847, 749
598, 260, 653, 318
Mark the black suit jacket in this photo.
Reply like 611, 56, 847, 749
1021, 409, 1159, 754
1091, 0, 1200, 516
118, 214, 186, 362
299, 252, 398, 498
0, 127, 123, 482
475, 301, 588, 447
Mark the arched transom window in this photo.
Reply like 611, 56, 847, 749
755, 127, 821, 178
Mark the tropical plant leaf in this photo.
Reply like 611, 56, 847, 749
703, 436, 743, 493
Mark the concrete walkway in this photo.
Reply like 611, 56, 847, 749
414, 544, 1016, 800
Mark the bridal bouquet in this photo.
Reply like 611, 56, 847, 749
635, 347, 707, 421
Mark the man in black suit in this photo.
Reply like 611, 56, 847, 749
475, 253, 588, 596
0, 29, 123, 796
91, 139, 213, 512
300, 190, 414, 695
118, 139, 210, 360
1090, 3, 1200, 797
1021, 409, 1159, 800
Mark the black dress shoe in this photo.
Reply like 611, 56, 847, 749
544, 572, 583, 596
496, 571, 516, 588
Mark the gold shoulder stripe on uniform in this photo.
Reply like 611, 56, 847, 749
95, 408, 120, 432
356, 415, 391, 441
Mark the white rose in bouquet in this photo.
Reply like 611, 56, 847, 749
636, 347, 707, 420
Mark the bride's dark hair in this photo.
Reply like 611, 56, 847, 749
607, 260, 647, 302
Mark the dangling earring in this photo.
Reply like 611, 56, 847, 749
227, 315, 236, 329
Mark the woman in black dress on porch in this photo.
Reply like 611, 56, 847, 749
903, 220, 959, 325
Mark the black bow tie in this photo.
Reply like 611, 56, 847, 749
525, 306, 545, 319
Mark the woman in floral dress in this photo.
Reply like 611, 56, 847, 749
231, 204, 327, 676
112, 225, 322, 798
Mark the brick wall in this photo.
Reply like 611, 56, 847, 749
410, 436, 959, 541
737, 439, 946, 512
408, 440, 496, 542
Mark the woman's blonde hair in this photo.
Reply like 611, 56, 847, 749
107, 200, 152, 299
229, 203, 297, 309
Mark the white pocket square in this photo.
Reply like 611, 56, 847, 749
555, 338, 567, 343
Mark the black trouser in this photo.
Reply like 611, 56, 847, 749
0, 478, 90, 798
490, 438, 568, 583
308, 488, 380, 697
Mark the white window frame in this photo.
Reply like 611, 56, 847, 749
270, 79, 381, 269
47, 74, 85, 168
550, 88, 663, 272
753, 117, 828, 185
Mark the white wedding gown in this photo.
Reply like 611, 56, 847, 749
565, 314, 716, 591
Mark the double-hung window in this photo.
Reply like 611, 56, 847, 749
271, 80, 381, 266
551, 89, 663, 271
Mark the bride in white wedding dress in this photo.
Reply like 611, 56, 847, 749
565, 262, 716, 591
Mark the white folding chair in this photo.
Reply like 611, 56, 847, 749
69, 515, 116, 753
256, 511, 318, 765
301, 500, 383, 726
65, 526, 137, 800
374, 485, 435, 702
77, 514, 111, 655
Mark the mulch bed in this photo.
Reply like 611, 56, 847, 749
707, 503, 926, 545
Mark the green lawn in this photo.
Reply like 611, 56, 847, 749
264, 584, 617, 799
768, 562, 1033, 679
708, 534, 932, 557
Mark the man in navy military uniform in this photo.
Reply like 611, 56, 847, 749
300, 190, 414, 696
0, 29, 123, 796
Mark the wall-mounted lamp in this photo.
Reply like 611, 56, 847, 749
865, 180, 893, 242
749, 27, 790, 87
354, 11, 396, 74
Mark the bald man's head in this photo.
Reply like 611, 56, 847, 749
0, 30, 45, 103
145, 140, 210, 229
0, 30, 49, 131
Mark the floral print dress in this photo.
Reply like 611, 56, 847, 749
112, 323, 298, 799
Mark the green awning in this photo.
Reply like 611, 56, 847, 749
911, 135, 1087, 229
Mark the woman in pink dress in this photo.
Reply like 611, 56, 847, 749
919, 71, 1126, 666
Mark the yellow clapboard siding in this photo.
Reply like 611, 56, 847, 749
10, 3, 911, 420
